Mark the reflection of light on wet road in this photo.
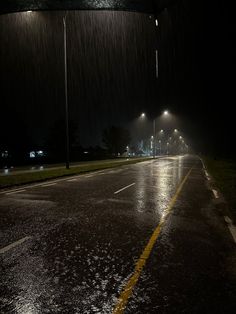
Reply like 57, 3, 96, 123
15, 299, 40, 314
155, 164, 172, 216
135, 170, 145, 213
113, 167, 193, 314
134, 159, 181, 220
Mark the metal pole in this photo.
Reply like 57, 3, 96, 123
153, 119, 156, 158
63, 14, 70, 170
155, 49, 158, 79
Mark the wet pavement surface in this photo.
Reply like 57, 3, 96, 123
0, 155, 236, 313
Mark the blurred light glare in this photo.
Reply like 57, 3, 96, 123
155, 19, 158, 26
141, 113, 145, 118
163, 110, 169, 115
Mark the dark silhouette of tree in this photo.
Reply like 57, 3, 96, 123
102, 126, 131, 156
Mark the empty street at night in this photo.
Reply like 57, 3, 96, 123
0, 155, 235, 313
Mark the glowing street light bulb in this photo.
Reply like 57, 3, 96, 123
155, 19, 158, 27
141, 113, 145, 118
174, 129, 178, 133
163, 110, 169, 116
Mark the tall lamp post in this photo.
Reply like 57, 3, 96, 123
153, 119, 156, 158
63, 12, 70, 170
159, 140, 162, 155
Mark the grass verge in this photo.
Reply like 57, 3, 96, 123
0, 158, 151, 189
204, 157, 236, 219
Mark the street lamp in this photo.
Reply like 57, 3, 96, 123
150, 136, 154, 156
63, 12, 70, 170
141, 113, 145, 118
163, 110, 169, 116
159, 140, 162, 155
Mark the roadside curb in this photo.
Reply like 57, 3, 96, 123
200, 157, 236, 244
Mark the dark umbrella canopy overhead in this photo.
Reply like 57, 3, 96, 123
0, 0, 177, 15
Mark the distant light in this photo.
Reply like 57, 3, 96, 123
84, 151, 89, 154
179, 136, 183, 139
160, 129, 164, 133
174, 129, 178, 133
141, 113, 145, 118
1, 150, 9, 158
151, 136, 154, 139
163, 110, 169, 116
30, 151, 35, 158
155, 19, 158, 27
27, 11, 32, 13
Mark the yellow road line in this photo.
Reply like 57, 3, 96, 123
112, 168, 193, 314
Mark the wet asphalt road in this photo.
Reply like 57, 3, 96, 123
0, 155, 236, 313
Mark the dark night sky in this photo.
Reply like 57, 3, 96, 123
0, 0, 235, 156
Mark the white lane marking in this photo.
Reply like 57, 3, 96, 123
41, 183, 57, 187
0, 160, 154, 196
212, 189, 219, 199
0, 170, 109, 195
67, 178, 78, 182
114, 183, 136, 195
157, 162, 173, 167
0, 178, 71, 195
6, 189, 26, 195
224, 216, 236, 243
0, 236, 31, 254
